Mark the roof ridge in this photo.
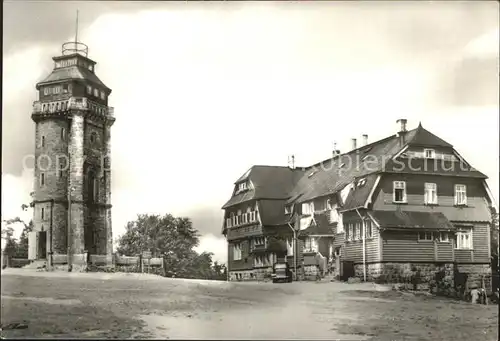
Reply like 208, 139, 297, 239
306, 128, 418, 170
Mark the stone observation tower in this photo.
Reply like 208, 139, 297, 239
29, 23, 115, 270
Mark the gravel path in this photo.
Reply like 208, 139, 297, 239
1, 269, 497, 340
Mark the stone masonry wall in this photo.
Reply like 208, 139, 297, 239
354, 262, 492, 294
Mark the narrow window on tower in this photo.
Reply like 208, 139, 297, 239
61, 128, 66, 140
41, 208, 45, 220
41, 136, 45, 147
40, 173, 45, 186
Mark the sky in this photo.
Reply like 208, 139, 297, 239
2, 1, 499, 263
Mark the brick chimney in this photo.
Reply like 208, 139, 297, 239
362, 134, 368, 146
396, 119, 408, 146
351, 138, 357, 150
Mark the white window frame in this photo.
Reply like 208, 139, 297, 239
346, 224, 353, 241
336, 220, 344, 233
233, 243, 242, 261
393, 181, 407, 203
100, 91, 105, 100
329, 208, 338, 223
226, 218, 232, 228
455, 228, 473, 249
86, 85, 92, 94
355, 223, 361, 240
365, 220, 372, 239
418, 231, 434, 241
254, 255, 264, 267
304, 237, 318, 252
424, 148, 436, 159
454, 184, 467, 206
285, 205, 292, 214
302, 202, 313, 215
439, 232, 450, 243
286, 238, 294, 256
326, 199, 332, 210
424, 183, 438, 205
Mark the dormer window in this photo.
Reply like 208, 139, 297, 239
86, 85, 92, 95
93, 88, 99, 97
100, 91, 106, 100
237, 182, 248, 193
302, 202, 313, 215
63, 84, 69, 94
88, 64, 94, 72
424, 149, 435, 159
357, 178, 367, 187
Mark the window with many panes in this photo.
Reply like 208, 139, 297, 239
346, 224, 353, 241
233, 243, 242, 260
393, 181, 407, 203
455, 184, 467, 205
355, 223, 361, 240
424, 149, 435, 159
455, 228, 472, 249
439, 232, 450, 243
418, 231, 433, 241
366, 220, 373, 238
304, 237, 318, 252
302, 202, 313, 215
424, 183, 438, 205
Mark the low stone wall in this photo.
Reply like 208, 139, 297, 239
354, 262, 493, 295
303, 264, 320, 281
229, 270, 255, 281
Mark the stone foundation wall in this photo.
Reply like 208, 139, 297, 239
457, 264, 492, 293
302, 264, 320, 281
354, 262, 492, 294
229, 270, 255, 281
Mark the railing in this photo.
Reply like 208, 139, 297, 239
32, 98, 114, 117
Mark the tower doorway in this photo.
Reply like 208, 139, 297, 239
37, 231, 47, 259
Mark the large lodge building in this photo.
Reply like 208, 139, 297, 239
221, 119, 495, 289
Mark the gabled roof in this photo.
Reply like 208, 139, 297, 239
222, 166, 304, 209
36, 66, 111, 92
286, 128, 418, 205
369, 210, 456, 231
407, 123, 453, 148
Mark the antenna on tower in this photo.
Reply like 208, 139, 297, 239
62, 9, 88, 57
75, 10, 79, 44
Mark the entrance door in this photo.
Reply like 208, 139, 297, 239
38, 231, 47, 259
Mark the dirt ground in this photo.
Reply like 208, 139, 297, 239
1, 269, 498, 340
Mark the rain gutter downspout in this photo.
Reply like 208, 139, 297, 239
287, 221, 297, 281
355, 208, 367, 282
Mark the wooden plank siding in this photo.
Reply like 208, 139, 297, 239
382, 230, 436, 262
381, 222, 490, 264
470, 223, 490, 263
340, 211, 381, 264
372, 174, 491, 222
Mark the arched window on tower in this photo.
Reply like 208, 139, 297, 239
88, 170, 98, 203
